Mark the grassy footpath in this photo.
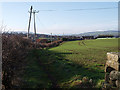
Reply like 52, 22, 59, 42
22, 50, 52, 88
23, 38, 118, 88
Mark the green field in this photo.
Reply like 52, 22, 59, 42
50, 38, 118, 69
23, 38, 118, 88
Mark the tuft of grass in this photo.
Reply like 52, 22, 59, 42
96, 79, 105, 88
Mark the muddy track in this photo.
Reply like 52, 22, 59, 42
36, 56, 60, 88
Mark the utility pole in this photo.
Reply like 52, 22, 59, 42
51, 33, 52, 43
33, 10, 39, 40
33, 10, 39, 48
27, 6, 33, 38
27, 6, 39, 41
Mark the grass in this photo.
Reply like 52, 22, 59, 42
22, 52, 52, 88
50, 38, 118, 70
23, 38, 118, 88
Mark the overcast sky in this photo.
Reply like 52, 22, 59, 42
1, 2, 118, 35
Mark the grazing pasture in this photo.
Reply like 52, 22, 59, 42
50, 38, 118, 70
24, 38, 118, 88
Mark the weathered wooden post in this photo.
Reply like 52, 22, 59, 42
27, 6, 33, 38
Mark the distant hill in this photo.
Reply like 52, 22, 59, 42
75, 30, 119, 36
6, 30, 119, 37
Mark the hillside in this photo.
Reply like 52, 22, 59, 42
75, 30, 119, 36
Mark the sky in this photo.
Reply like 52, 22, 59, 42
1, 2, 118, 35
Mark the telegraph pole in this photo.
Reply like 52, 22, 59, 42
33, 10, 39, 48
51, 33, 52, 43
27, 6, 33, 38
27, 6, 39, 41
33, 10, 39, 39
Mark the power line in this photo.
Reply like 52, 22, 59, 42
39, 10, 56, 11
65, 7, 118, 11
36, 14, 49, 32
23, 2, 118, 12
37, 7, 117, 12
36, 14, 45, 27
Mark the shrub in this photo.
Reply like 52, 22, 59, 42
2, 34, 33, 89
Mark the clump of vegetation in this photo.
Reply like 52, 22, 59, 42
61, 76, 94, 88
2, 34, 34, 89
37, 40, 63, 49
71, 77, 93, 88
96, 79, 105, 88
2, 33, 63, 89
